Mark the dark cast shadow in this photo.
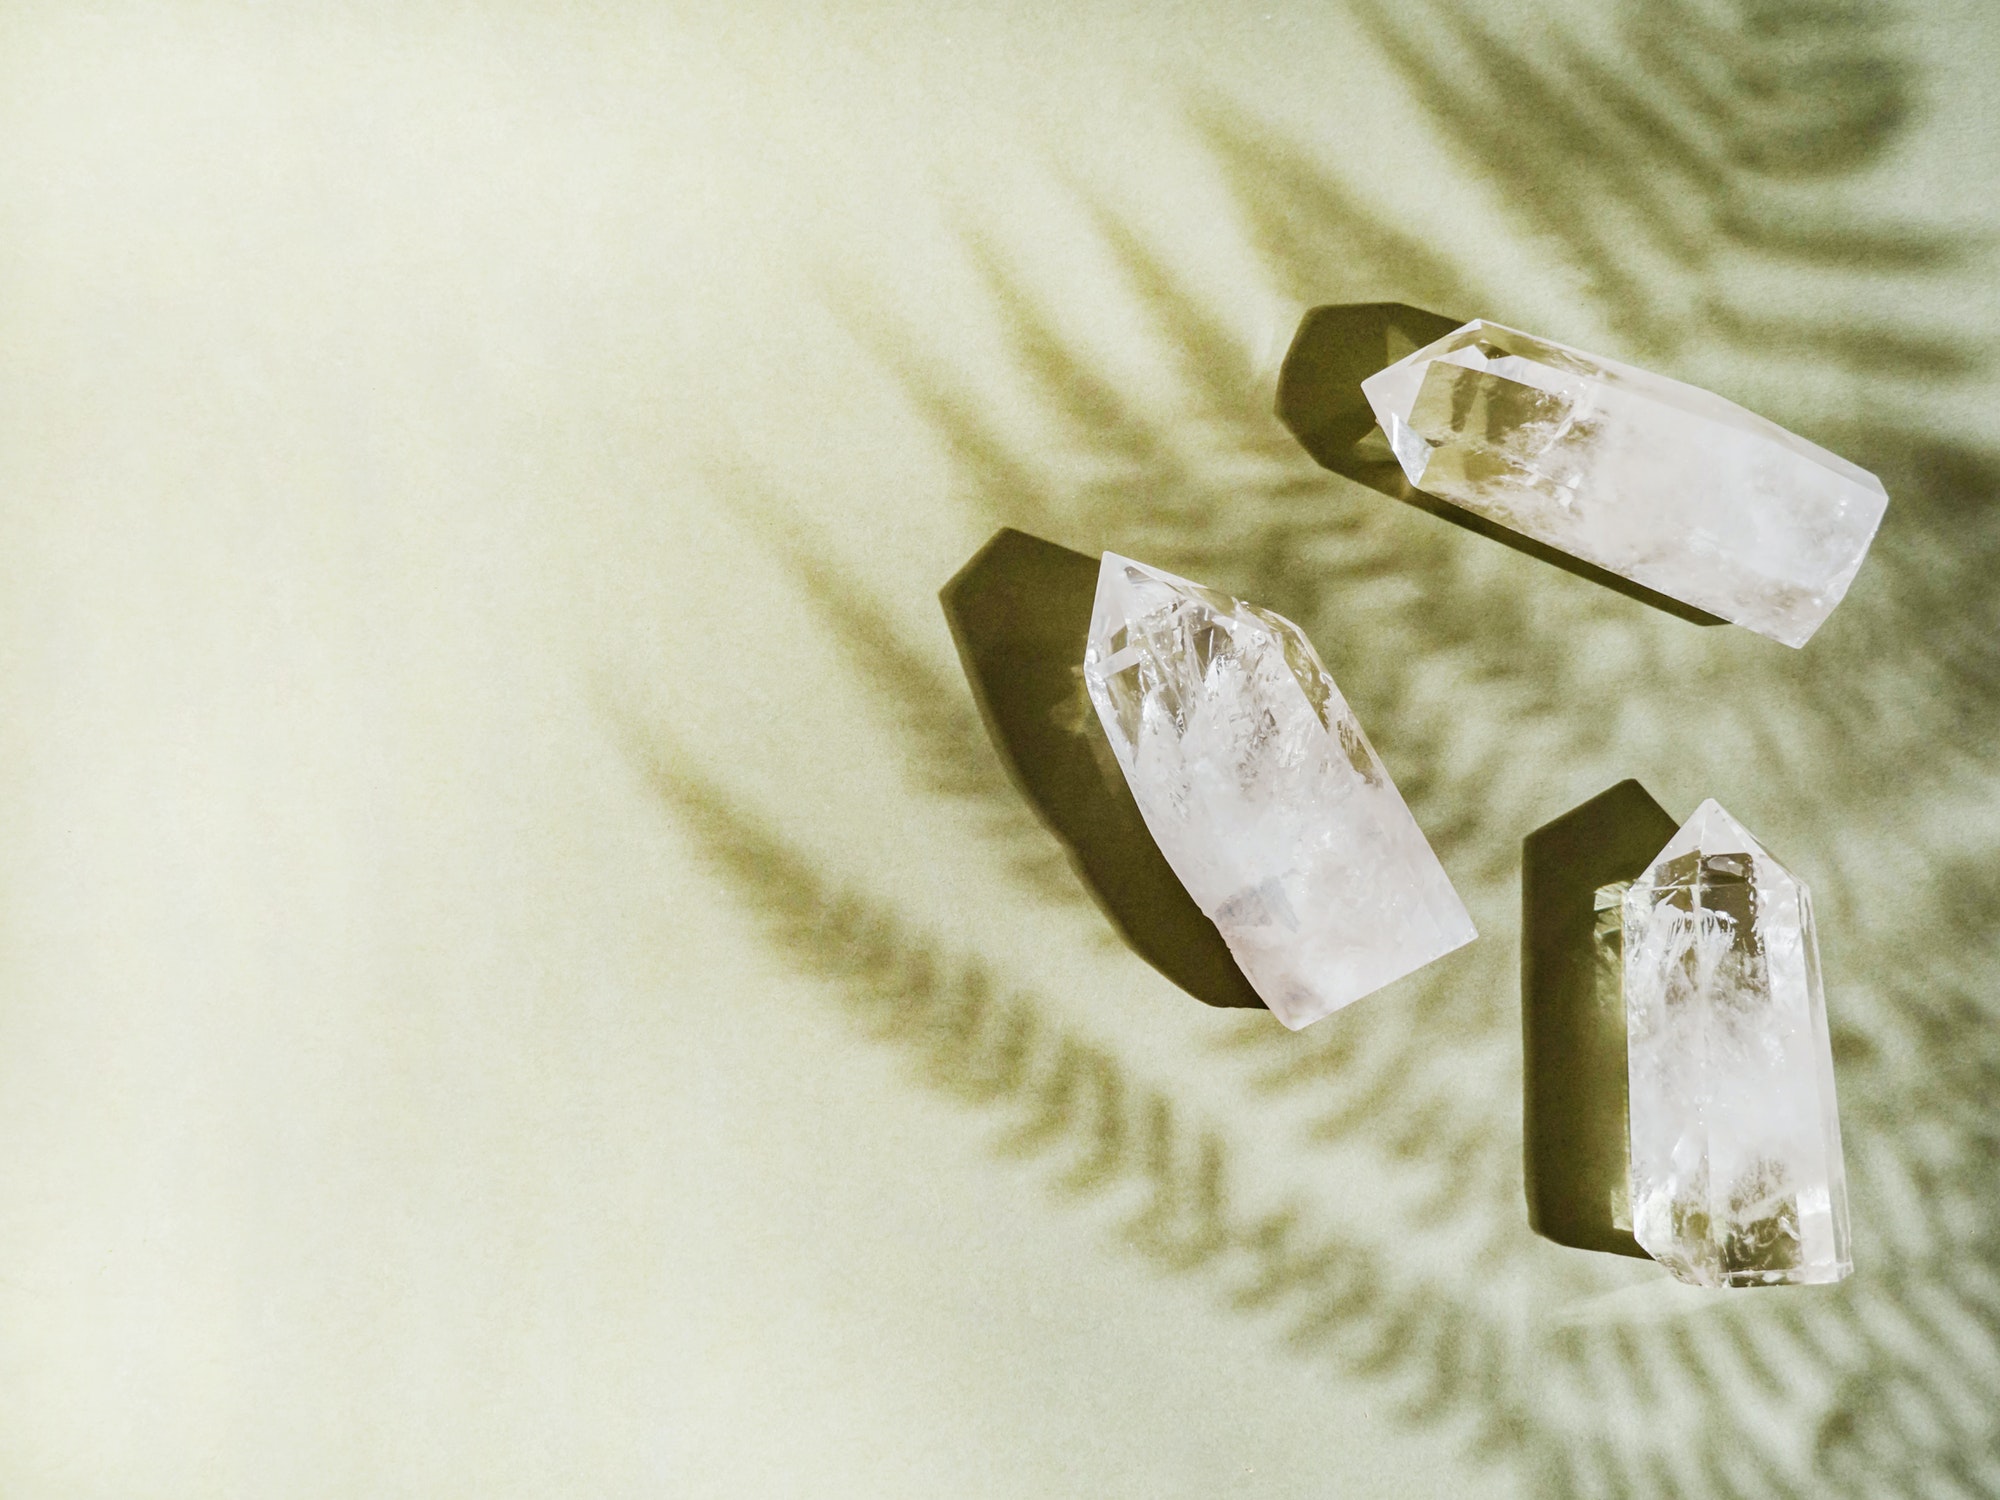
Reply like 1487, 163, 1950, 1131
940, 528, 1266, 1012
1520, 779, 1683, 1260
1276, 302, 1725, 628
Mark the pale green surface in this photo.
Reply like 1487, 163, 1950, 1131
1, 3, 1998, 1496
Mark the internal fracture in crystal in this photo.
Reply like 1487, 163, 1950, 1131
1621, 801, 1851, 1287
1359, 320, 1888, 646
1081, 553, 1474, 1029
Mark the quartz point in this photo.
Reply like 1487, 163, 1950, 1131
1621, 800, 1852, 1287
1359, 319, 1888, 647
1081, 553, 1475, 1029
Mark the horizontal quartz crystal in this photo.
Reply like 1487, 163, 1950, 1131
1081, 553, 1474, 1028
1359, 319, 1888, 646
1621, 800, 1852, 1287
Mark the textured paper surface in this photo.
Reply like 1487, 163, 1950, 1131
1, 3, 1997, 1496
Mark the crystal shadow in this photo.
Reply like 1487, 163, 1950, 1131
1520, 779, 1680, 1260
1277, 303, 1724, 628
941, 528, 1265, 1011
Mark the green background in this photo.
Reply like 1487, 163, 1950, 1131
1, 1, 1995, 1494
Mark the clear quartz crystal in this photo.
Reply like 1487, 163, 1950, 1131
1081, 553, 1474, 1029
1594, 879, 1635, 1234
1359, 319, 1888, 647
1621, 801, 1852, 1287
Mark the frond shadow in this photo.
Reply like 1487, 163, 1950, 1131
1331, 0, 1983, 373
632, 730, 1532, 1466
711, 0, 2000, 1492
1192, 102, 1473, 315
722, 484, 1090, 910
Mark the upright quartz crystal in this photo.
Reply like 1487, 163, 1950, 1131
1082, 553, 1474, 1028
1359, 319, 1888, 647
1621, 801, 1851, 1287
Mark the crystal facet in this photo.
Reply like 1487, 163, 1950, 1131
1621, 800, 1851, 1287
1593, 879, 1636, 1237
1081, 553, 1475, 1029
1359, 319, 1888, 647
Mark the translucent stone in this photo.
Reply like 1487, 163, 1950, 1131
1593, 879, 1636, 1236
1359, 319, 1888, 647
1621, 801, 1852, 1287
1081, 553, 1475, 1029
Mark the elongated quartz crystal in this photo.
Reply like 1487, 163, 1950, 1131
1359, 319, 1888, 646
1081, 553, 1474, 1028
1621, 800, 1851, 1287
